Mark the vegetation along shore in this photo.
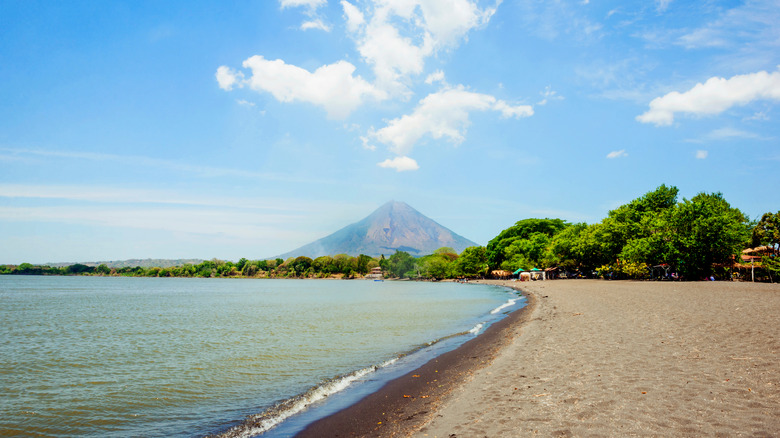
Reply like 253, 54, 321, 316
3, 185, 779, 282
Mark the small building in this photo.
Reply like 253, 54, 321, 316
491, 270, 513, 279
366, 266, 383, 280
514, 267, 546, 281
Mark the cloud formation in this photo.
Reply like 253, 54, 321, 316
637, 67, 780, 126
369, 86, 533, 155
696, 150, 708, 159
217, 1, 529, 170
607, 149, 628, 159
341, 0, 499, 93
377, 156, 420, 172
218, 56, 387, 119
301, 19, 330, 31
280, 0, 325, 9
280, 0, 330, 32
676, 0, 780, 50
216, 66, 243, 91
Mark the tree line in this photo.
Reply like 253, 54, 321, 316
2, 185, 778, 281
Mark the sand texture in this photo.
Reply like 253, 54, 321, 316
416, 280, 780, 437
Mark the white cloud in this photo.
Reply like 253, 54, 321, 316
637, 67, 780, 126
606, 149, 628, 159
360, 135, 376, 151
224, 55, 387, 119
281, 0, 329, 33
538, 85, 563, 105
215, 66, 244, 91
707, 127, 763, 140
377, 156, 420, 172
744, 110, 769, 121
656, 0, 672, 13
300, 19, 331, 31
343, 0, 499, 94
236, 99, 256, 107
425, 70, 446, 85
341, 1, 365, 32
280, 0, 325, 9
370, 85, 533, 156
676, 0, 780, 50
696, 150, 709, 159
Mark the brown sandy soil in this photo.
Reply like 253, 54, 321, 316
416, 280, 780, 437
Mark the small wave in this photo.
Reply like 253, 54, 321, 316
217, 358, 399, 438
490, 298, 518, 314
468, 323, 484, 335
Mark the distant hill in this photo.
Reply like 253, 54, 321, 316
277, 201, 478, 259
48, 259, 205, 268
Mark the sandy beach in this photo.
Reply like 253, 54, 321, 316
299, 279, 780, 437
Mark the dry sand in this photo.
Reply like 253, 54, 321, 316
416, 280, 780, 437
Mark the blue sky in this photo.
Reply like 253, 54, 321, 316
1, 0, 779, 264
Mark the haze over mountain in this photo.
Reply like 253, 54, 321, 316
277, 201, 478, 259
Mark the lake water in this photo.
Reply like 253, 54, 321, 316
0, 276, 523, 437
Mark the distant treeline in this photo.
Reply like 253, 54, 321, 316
1, 250, 483, 280
3, 186, 778, 282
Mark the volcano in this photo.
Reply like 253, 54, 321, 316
277, 201, 478, 259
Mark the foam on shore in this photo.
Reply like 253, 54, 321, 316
211, 284, 525, 438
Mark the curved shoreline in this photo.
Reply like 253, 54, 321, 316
295, 280, 535, 437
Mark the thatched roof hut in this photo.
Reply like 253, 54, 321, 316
491, 269, 513, 279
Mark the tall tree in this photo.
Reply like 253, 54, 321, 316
486, 218, 568, 269
386, 251, 415, 278
667, 192, 750, 279
752, 211, 780, 249
454, 246, 488, 278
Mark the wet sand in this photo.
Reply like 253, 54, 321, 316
298, 280, 780, 437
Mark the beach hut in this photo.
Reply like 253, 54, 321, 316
529, 268, 545, 281
740, 246, 776, 282
491, 270, 513, 279
514, 268, 546, 281
513, 268, 529, 281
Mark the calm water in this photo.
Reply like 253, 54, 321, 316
0, 276, 521, 437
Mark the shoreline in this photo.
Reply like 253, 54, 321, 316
296, 279, 780, 437
295, 280, 535, 437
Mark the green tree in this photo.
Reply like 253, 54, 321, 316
16, 263, 36, 274
386, 251, 415, 278
486, 218, 568, 269
355, 254, 373, 275
501, 232, 552, 271
598, 184, 680, 267
67, 264, 94, 275
752, 211, 780, 249
547, 223, 587, 271
95, 264, 111, 275
291, 256, 313, 277
666, 192, 750, 279
453, 246, 488, 278
242, 262, 258, 277
418, 253, 452, 279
